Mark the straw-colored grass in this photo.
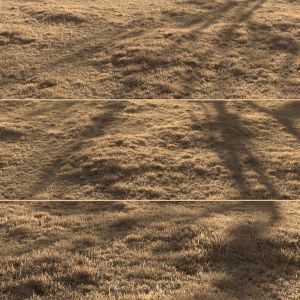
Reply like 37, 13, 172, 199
0, 100, 299, 200
1, 0, 299, 98
0, 201, 299, 299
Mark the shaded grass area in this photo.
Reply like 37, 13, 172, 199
0, 0, 299, 98
0, 201, 299, 299
0, 100, 299, 200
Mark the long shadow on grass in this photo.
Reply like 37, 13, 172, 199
182, 0, 266, 28
23, 101, 126, 199
111, 0, 298, 98
5, 0, 299, 98
191, 101, 279, 199
188, 202, 298, 299
131, 202, 297, 299
7, 201, 298, 298
176, 0, 297, 96
248, 101, 300, 141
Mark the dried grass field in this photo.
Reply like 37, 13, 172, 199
0, 202, 300, 300
0, 201, 300, 299
1, 1, 300, 298
0, 100, 299, 200
1, 0, 299, 99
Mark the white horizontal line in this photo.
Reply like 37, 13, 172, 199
0, 99, 299, 102
1, 200, 299, 202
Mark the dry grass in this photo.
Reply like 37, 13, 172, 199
0, 100, 299, 200
0, 201, 299, 299
1, 0, 299, 99
1, 2, 299, 298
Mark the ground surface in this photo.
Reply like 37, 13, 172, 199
0, 100, 299, 200
1, 0, 299, 99
0, 201, 299, 299
1, 1, 299, 299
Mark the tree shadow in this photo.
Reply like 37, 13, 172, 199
23, 101, 126, 199
204, 0, 299, 97
163, 0, 298, 97
102, 201, 297, 298
133, 202, 297, 298
193, 202, 298, 299
163, 0, 267, 31
191, 101, 279, 199
185, 0, 254, 28
4, 0, 298, 98
248, 101, 300, 141
3, 200, 298, 298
